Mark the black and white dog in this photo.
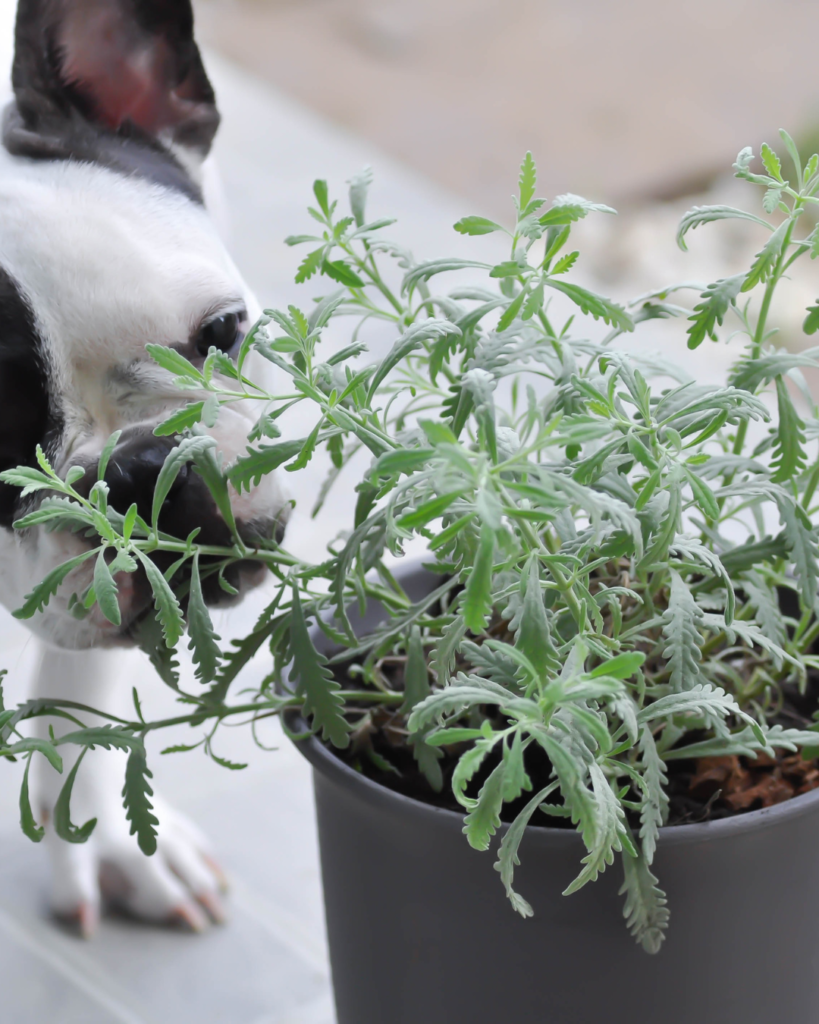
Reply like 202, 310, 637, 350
0, 0, 286, 934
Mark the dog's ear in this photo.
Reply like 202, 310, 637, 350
5, 0, 219, 167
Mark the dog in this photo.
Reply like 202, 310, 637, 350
0, 0, 287, 935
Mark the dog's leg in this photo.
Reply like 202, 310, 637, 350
32, 645, 226, 937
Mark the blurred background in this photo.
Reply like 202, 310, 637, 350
192, 0, 819, 351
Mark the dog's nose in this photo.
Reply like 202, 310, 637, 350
104, 436, 189, 526
83, 432, 232, 548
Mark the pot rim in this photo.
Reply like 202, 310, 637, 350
290, 714, 819, 847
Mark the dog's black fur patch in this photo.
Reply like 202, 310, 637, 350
3, 0, 219, 202
0, 266, 58, 528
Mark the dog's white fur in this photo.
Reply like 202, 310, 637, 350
0, 5, 284, 931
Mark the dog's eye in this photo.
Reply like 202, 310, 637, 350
195, 312, 243, 356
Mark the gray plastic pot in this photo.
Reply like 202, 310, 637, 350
289, 565, 819, 1024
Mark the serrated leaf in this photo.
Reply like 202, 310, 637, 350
401, 626, 430, 713
513, 557, 559, 682
462, 523, 495, 634
676, 205, 772, 251
518, 152, 537, 211
771, 376, 807, 483
290, 588, 350, 748
638, 725, 668, 863
135, 550, 184, 648
776, 493, 819, 608
433, 614, 467, 687
154, 402, 206, 436
287, 422, 323, 475
494, 783, 557, 917
13, 549, 98, 620
552, 250, 579, 275
544, 279, 633, 331
686, 274, 745, 349
0, 466, 56, 495
122, 745, 159, 855
661, 569, 704, 691
323, 260, 365, 289
144, 345, 204, 386
93, 549, 120, 626
396, 491, 463, 531
760, 142, 783, 182
741, 219, 789, 292
402, 259, 492, 293
496, 289, 526, 332
463, 760, 506, 851
763, 188, 783, 214
729, 346, 819, 388
151, 435, 216, 529
563, 763, 626, 894
228, 439, 307, 493
295, 246, 325, 284
502, 730, 532, 802
367, 319, 460, 401
620, 847, 669, 954
539, 194, 616, 226
187, 552, 222, 683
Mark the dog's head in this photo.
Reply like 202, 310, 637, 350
0, 0, 287, 649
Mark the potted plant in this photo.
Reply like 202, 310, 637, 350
4, 135, 819, 1022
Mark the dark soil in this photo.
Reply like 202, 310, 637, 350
328, 660, 819, 829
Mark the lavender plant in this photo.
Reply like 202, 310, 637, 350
4, 132, 819, 952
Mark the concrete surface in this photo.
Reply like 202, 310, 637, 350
194, 0, 819, 213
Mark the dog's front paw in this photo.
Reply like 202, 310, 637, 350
44, 797, 227, 938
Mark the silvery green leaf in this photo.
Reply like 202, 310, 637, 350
741, 571, 788, 660
660, 570, 704, 692
742, 219, 790, 292
544, 279, 633, 331
676, 205, 771, 251
13, 549, 98, 620
93, 550, 120, 627
494, 783, 559, 917
775, 492, 819, 608
367, 319, 460, 401
122, 745, 159, 856
187, 553, 222, 683
151, 435, 217, 528
686, 275, 746, 349
135, 551, 185, 649
407, 682, 513, 732
461, 523, 495, 634
401, 626, 431, 713
463, 760, 506, 851
518, 152, 537, 212
347, 166, 372, 227
700, 613, 796, 669
403, 259, 492, 293
770, 376, 807, 482
290, 588, 350, 749
638, 724, 668, 863
563, 763, 626, 894
620, 847, 669, 954
669, 536, 735, 625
